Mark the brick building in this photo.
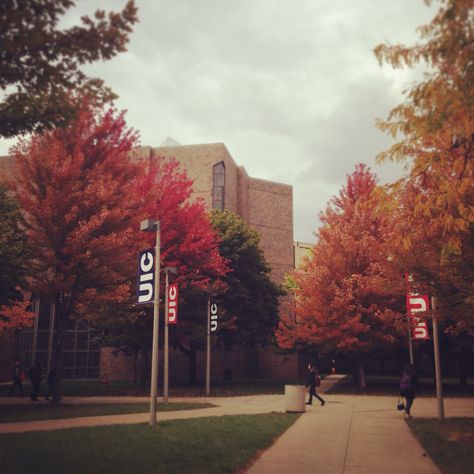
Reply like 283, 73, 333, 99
132, 141, 294, 283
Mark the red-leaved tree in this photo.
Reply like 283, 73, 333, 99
10, 105, 145, 402
93, 157, 228, 385
276, 164, 405, 387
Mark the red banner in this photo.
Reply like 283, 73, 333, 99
168, 283, 178, 324
405, 274, 429, 340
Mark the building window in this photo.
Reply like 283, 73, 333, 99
17, 300, 100, 379
212, 161, 225, 210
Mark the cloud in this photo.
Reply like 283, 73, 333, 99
0, 0, 436, 243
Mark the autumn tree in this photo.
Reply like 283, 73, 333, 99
0, 0, 138, 137
94, 158, 228, 386
9, 105, 145, 402
211, 209, 283, 348
276, 165, 405, 388
374, 0, 474, 332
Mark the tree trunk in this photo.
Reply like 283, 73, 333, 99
356, 355, 366, 390
51, 295, 64, 404
188, 343, 197, 385
137, 349, 149, 390
457, 353, 468, 388
351, 357, 358, 385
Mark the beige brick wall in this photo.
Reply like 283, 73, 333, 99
246, 177, 294, 283
135, 143, 294, 286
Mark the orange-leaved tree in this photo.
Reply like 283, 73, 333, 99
9, 104, 146, 402
374, 0, 474, 331
276, 164, 405, 387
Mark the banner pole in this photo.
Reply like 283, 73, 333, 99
431, 296, 445, 420
206, 294, 211, 397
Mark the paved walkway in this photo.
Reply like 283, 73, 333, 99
2, 376, 473, 473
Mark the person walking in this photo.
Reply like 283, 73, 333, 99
8, 360, 25, 397
399, 363, 419, 419
330, 359, 336, 375
306, 364, 325, 406
28, 361, 42, 401
44, 368, 56, 400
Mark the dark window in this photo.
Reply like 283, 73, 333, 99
212, 162, 225, 210
16, 301, 101, 379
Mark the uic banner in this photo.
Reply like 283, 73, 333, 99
137, 248, 155, 304
168, 283, 178, 324
405, 273, 430, 340
210, 301, 218, 332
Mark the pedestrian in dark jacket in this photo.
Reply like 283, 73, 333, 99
28, 361, 42, 401
44, 368, 56, 400
306, 364, 325, 406
399, 363, 419, 418
8, 360, 25, 397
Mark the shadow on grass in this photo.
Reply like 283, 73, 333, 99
0, 402, 215, 423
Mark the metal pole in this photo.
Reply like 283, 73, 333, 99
405, 273, 414, 365
31, 298, 40, 365
205, 294, 211, 396
150, 223, 161, 426
164, 270, 169, 403
407, 318, 414, 365
47, 303, 56, 374
431, 296, 445, 420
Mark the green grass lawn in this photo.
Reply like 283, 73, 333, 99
0, 413, 299, 474
407, 418, 474, 474
327, 374, 474, 397
1, 378, 296, 398
0, 402, 214, 423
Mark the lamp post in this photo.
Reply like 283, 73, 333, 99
163, 266, 177, 403
206, 293, 211, 397
431, 296, 445, 420
140, 219, 161, 426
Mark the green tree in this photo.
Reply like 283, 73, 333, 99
211, 209, 283, 348
0, 184, 33, 331
0, 0, 138, 138
0, 184, 29, 306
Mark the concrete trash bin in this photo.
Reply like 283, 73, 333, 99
285, 385, 306, 413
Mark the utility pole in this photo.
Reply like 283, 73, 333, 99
431, 296, 445, 420
205, 294, 211, 397
140, 219, 161, 427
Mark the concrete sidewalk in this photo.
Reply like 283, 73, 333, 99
246, 394, 447, 474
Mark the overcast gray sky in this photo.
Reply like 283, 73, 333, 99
0, 0, 436, 242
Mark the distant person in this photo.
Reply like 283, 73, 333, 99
331, 359, 336, 375
8, 360, 25, 397
399, 363, 419, 419
44, 368, 56, 400
28, 361, 42, 401
306, 364, 325, 406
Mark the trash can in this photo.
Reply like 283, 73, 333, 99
285, 385, 306, 413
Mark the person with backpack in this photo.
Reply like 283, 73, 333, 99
306, 364, 325, 406
399, 363, 419, 418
